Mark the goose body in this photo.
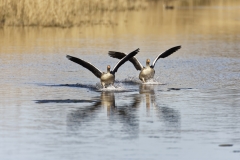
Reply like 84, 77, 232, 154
108, 46, 181, 83
139, 63, 155, 82
66, 48, 139, 87
100, 66, 115, 87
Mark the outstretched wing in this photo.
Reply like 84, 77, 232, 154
108, 51, 143, 70
151, 46, 181, 68
66, 55, 102, 78
111, 48, 140, 74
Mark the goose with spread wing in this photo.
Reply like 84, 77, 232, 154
108, 46, 181, 83
66, 48, 139, 88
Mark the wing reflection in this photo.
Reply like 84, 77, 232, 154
113, 94, 141, 139
67, 100, 101, 130
157, 106, 180, 129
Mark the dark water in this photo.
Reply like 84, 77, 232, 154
1, 1, 240, 160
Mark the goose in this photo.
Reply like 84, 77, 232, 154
108, 46, 181, 83
66, 48, 139, 87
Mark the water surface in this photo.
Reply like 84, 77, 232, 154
0, 1, 240, 160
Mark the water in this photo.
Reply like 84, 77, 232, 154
1, 1, 240, 160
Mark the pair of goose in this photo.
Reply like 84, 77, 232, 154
66, 46, 181, 88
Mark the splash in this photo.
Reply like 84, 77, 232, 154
142, 77, 164, 85
96, 83, 126, 91
119, 76, 164, 85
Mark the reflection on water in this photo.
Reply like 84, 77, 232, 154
67, 92, 140, 138
139, 84, 181, 129
139, 84, 156, 109
65, 85, 180, 139
67, 99, 102, 130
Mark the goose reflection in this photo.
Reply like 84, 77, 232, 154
67, 85, 180, 135
100, 92, 116, 116
139, 84, 156, 110
67, 91, 140, 138
67, 92, 118, 131
139, 84, 181, 129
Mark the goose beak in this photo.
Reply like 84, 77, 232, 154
146, 59, 150, 65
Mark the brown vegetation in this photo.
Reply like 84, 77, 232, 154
1, 0, 238, 27
0, 0, 147, 27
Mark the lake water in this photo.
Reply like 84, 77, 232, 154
0, 1, 240, 160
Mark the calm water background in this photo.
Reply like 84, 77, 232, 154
1, 1, 240, 160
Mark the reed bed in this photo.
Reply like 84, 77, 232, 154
0, 0, 148, 27
1, 0, 237, 27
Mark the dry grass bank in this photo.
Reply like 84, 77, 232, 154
1, 0, 238, 27
0, 0, 148, 27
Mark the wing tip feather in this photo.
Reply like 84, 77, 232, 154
66, 55, 72, 60
176, 45, 181, 49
